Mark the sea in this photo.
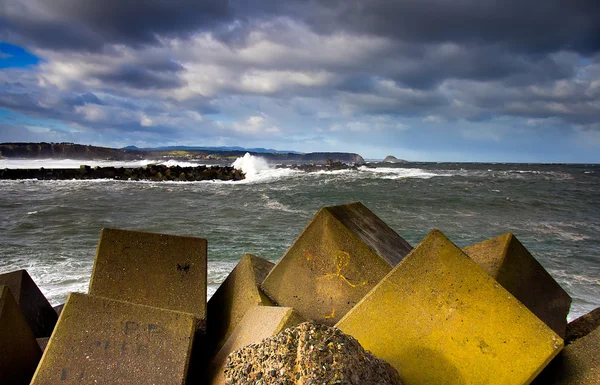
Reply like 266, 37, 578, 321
0, 155, 599, 321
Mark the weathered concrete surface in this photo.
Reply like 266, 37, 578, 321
532, 325, 599, 384
261, 202, 412, 325
565, 307, 600, 344
0, 269, 57, 337
207, 254, 274, 354
30, 293, 197, 385
37, 337, 49, 352
225, 322, 402, 385
463, 233, 572, 337
89, 228, 207, 324
208, 306, 303, 385
0, 285, 42, 385
337, 230, 563, 385
53, 303, 64, 317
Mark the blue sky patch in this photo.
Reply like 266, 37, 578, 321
0, 42, 41, 69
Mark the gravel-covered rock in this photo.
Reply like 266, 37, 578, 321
224, 322, 402, 385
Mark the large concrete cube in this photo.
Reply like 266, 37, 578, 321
261, 202, 412, 325
0, 285, 42, 385
336, 230, 563, 385
533, 324, 599, 384
31, 293, 197, 385
0, 269, 57, 337
207, 254, 274, 354
463, 233, 572, 337
89, 228, 207, 325
207, 306, 303, 385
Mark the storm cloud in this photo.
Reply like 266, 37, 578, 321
0, 0, 599, 161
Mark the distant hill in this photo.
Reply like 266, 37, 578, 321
0, 142, 364, 164
130, 145, 301, 154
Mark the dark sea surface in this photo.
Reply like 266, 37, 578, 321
0, 157, 599, 321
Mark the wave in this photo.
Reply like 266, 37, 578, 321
231, 153, 301, 184
358, 166, 452, 179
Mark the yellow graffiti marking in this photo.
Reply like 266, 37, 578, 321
317, 250, 367, 288
324, 307, 336, 319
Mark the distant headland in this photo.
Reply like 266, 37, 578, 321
0, 142, 365, 165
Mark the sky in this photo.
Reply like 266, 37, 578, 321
0, 1, 599, 162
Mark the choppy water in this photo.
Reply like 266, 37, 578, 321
0, 156, 599, 321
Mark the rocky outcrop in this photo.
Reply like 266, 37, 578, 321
224, 322, 402, 385
383, 155, 407, 163
0, 164, 244, 181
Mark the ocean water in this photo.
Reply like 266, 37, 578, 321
0, 156, 599, 321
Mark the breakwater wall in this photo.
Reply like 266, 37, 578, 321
0, 164, 244, 181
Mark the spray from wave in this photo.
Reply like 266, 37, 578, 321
232, 153, 270, 179
231, 153, 299, 183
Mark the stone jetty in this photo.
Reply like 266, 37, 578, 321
0, 201, 598, 384
0, 164, 244, 181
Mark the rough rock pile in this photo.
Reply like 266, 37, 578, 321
224, 322, 402, 385
0, 164, 244, 181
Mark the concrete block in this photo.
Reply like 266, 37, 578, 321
336, 230, 563, 385
207, 254, 274, 354
565, 307, 600, 344
0, 285, 42, 385
53, 303, 64, 317
533, 325, 599, 384
207, 306, 303, 385
0, 269, 57, 337
261, 202, 412, 325
89, 228, 207, 324
30, 292, 197, 385
37, 337, 49, 352
463, 233, 572, 337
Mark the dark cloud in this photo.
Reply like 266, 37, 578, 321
95, 63, 185, 90
1, 0, 232, 51
262, 0, 600, 54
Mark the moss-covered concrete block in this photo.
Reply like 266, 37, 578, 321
0, 285, 42, 385
533, 325, 599, 384
336, 230, 563, 385
31, 293, 197, 385
463, 233, 572, 337
261, 202, 412, 325
0, 269, 57, 337
207, 254, 274, 354
89, 228, 207, 324
207, 306, 303, 385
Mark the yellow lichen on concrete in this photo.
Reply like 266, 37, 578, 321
89, 228, 207, 322
206, 254, 274, 354
261, 202, 412, 325
336, 230, 563, 385
463, 233, 572, 337
207, 306, 303, 385
30, 293, 197, 385
0, 286, 42, 385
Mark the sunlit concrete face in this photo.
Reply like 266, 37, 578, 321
463, 233, 572, 337
31, 293, 196, 385
337, 230, 563, 385
261, 202, 412, 325
89, 228, 207, 323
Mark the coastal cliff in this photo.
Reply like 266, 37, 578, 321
0, 143, 365, 164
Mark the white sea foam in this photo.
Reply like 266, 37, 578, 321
358, 166, 452, 179
231, 153, 300, 184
